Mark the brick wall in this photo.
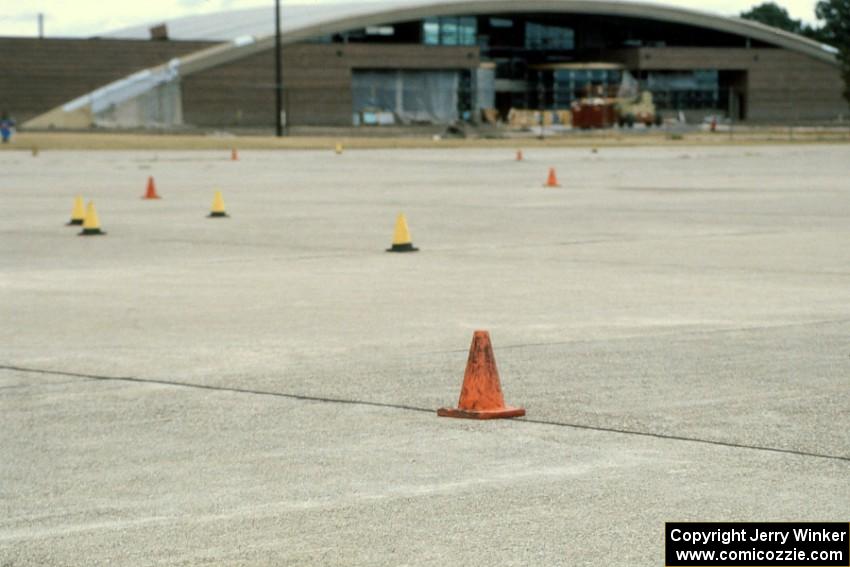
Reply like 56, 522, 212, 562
181, 43, 481, 128
0, 37, 216, 123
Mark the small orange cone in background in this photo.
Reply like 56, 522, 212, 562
438, 330, 525, 420
516, 149, 523, 162
231, 148, 239, 161
544, 167, 561, 188
143, 176, 161, 199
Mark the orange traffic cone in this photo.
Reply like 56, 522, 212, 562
438, 331, 525, 420
143, 176, 161, 199
544, 167, 561, 188
231, 148, 239, 161
516, 149, 523, 162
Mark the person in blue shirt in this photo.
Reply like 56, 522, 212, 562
1, 111, 15, 143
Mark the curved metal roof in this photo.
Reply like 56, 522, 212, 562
104, 0, 837, 63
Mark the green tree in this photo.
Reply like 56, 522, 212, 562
799, 22, 832, 43
741, 2, 804, 33
814, 0, 850, 104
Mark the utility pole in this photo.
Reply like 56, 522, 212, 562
538, 71, 545, 140
38, 13, 44, 39
274, 0, 284, 136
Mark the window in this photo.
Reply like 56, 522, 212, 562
645, 70, 720, 110
489, 18, 513, 28
423, 19, 440, 45
459, 17, 476, 45
441, 19, 458, 45
525, 22, 574, 50
550, 68, 624, 106
366, 26, 394, 36
422, 16, 477, 46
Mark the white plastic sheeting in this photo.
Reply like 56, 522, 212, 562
93, 80, 184, 128
352, 70, 460, 125
62, 59, 183, 128
475, 66, 496, 111
617, 69, 640, 99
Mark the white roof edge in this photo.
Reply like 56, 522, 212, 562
182, 0, 840, 76
103, 0, 839, 65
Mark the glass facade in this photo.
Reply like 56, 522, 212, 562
343, 14, 740, 120
645, 70, 720, 110
524, 22, 575, 50
552, 69, 622, 106
423, 17, 477, 46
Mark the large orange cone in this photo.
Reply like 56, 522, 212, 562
544, 167, 561, 188
231, 148, 239, 161
516, 149, 523, 162
143, 176, 161, 199
438, 331, 525, 420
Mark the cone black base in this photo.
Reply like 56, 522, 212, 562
79, 229, 105, 236
386, 243, 419, 253
67, 219, 84, 226
208, 212, 229, 218
437, 407, 526, 420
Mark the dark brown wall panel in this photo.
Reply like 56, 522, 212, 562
0, 37, 215, 122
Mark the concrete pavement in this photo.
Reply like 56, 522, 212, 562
1, 144, 848, 565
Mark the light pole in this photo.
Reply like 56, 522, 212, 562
275, 0, 284, 136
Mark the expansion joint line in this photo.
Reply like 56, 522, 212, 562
1, 364, 848, 464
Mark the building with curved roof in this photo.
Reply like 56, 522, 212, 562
12, 0, 847, 130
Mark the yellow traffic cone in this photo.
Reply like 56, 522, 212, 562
386, 213, 418, 253
335, 143, 343, 155
79, 201, 105, 236
208, 191, 229, 218
67, 195, 86, 226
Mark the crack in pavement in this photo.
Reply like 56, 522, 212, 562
1, 364, 847, 464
